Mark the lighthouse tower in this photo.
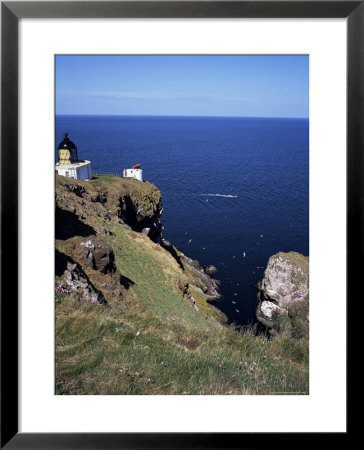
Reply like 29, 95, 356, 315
55, 133, 92, 180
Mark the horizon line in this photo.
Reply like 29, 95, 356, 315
55, 113, 309, 120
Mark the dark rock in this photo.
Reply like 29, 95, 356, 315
117, 194, 162, 242
204, 265, 217, 276
182, 256, 221, 302
79, 237, 116, 275
55, 206, 96, 240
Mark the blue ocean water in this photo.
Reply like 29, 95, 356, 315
56, 115, 309, 326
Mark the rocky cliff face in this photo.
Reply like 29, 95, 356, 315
256, 252, 309, 338
55, 176, 309, 396
56, 174, 162, 241
55, 174, 224, 321
162, 239, 221, 304
55, 249, 106, 305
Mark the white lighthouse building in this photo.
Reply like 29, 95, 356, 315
55, 133, 92, 181
123, 163, 143, 181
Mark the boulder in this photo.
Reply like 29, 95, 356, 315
80, 237, 116, 275
204, 265, 217, 276
55, 250, 106, 305
256, 252, 309, 338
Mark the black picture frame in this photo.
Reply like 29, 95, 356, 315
1, 1, 356, 448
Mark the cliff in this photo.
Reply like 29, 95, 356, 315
256, 252, 309, 338
56, 173, 163, 241
55, 174, 226, 324
55, 175, 309, 395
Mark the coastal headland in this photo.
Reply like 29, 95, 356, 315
55, 174, 309, 395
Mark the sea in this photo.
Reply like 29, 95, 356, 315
56, 115, 309, 326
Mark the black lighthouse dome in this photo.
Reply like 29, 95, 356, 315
57, 132, 79, 164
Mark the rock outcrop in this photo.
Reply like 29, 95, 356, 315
117, 191, 162, 241
55, 249, 106, 305
55, 174, 224, 322
79, 237, 117, 275
162, 239, 221, 302
161, 238, 224, 322
56, 174, 162, 242
256, 252, 309, 338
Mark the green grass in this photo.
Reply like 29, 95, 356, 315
55, 175, 309, 395
103, 223, 220, 327
56, 298, 309, 395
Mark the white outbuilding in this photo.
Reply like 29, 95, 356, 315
123, 163, 143, 181
55, 133, 92, 181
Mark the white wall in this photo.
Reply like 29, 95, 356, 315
56, 163, 92, 180
56, 167, 76, 179
123, 168, 143, 181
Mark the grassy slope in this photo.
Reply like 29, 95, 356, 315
56, 175, 309, 395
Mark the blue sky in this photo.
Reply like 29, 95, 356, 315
56, 55, 308, 118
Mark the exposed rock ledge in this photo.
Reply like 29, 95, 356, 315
55, 174, 225, 322
256, 252, 309, 338
56, 174, 162, 242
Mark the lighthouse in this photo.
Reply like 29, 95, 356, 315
55, 133, 92, 180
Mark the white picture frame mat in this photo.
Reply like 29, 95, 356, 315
19, 18, 346, 433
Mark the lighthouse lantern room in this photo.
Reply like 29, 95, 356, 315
55, 133, 92, 180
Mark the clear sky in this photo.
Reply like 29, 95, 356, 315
56, 55, 308, 118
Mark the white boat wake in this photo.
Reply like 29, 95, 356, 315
200, 193, 238, 198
